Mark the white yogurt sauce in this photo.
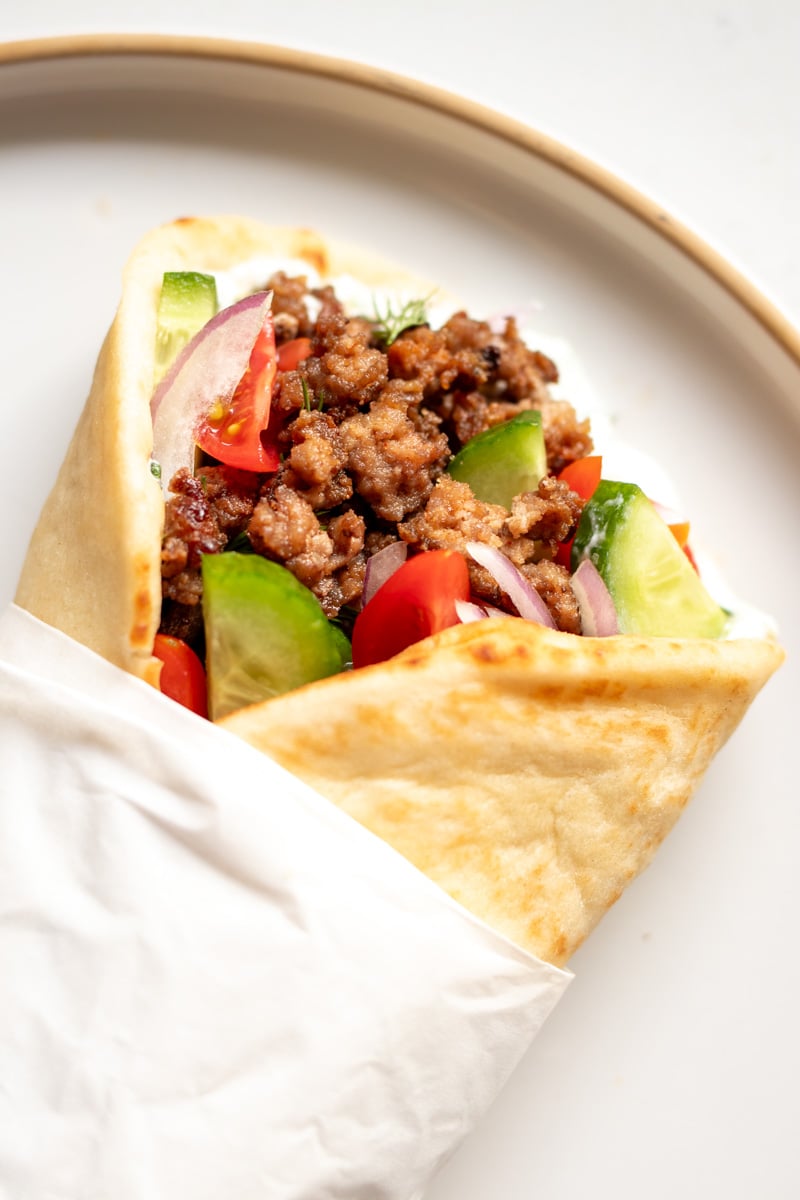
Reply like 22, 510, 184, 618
211, 259, 776, 640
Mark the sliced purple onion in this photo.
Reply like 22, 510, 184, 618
151, 290, 273, 492
465, 541, 556, 628
362, 541, 408, 607
455, 599, 490, 623
572, 558, 619, 636
483, 603, 511, 619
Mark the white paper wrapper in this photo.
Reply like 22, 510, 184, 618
0, 604, 570, 1200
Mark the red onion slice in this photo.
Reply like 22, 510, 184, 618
483, 603, 511, 619
572, 558, 619, 636
362, 541, 408, 607
465, 542, 556, 628
151, 290, 272, 492
455, 599, 489, 623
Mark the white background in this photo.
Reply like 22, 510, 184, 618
2, 4, 798, 1200
3, 0, 799, 327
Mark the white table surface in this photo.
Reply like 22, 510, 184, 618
2, 4, 798, 1199
4, 0, 799, 327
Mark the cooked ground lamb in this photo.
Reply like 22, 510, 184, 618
248, 486, 366, 618
159, 273, 593, 638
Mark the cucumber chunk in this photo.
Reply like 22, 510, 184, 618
202, 553, 350, 720
572, 480, 728, 638
154, 271, 218, 383
448, 410, 546, 509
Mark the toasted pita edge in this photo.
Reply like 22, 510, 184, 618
221, 621, 783, 964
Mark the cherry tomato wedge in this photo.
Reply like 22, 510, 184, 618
558, 455, 602, 499
195, 316, 280, 473
555, 456, 603, 567
555, 541, 574, 569
153, 634, 208, 718
352, 550, 470, 669
277, 337, 313, 372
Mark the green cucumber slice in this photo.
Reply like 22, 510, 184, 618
572, 480, 728, 638
202, 552, 350, 720
154, 271, 218, 383
447, 410, 546, 509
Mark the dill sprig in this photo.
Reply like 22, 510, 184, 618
225, 530, 255, 554
301, 378, 326, 412
371, 293, 434, 347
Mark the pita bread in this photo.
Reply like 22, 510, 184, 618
221, 619, 781, 966
16, 216, 784, 963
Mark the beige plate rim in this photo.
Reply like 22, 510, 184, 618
1, 30, 799, 372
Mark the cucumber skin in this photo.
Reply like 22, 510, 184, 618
448, 411, 546, 509
572, 480, 727, 638
155, 271, 218, 380
571, 480, 640, 578
202, 553, 350, 719
160, 271, 218, 314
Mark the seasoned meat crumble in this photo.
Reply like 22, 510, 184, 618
159, 273, 593, 638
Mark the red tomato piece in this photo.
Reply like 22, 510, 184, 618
555, 538, 574, 569
277, 337, 313, 372
352, 550, 470, 669
153, 634, 209, 718
558, 455, 602, 500
195, 316, 279, 472
555, 456, 603, 567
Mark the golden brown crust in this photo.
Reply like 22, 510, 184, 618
222, 621, 783, 965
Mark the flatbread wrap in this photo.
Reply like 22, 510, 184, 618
16, 215, 783, 966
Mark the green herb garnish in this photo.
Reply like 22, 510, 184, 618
329, 604, 360, 645
300, 378, 326, 413
226, 531, 256, 554
149, 459, 162, 480
371, 293, 433, 347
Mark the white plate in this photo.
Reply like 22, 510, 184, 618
2, 36, 798, 1200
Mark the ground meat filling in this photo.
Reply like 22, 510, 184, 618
399, 476, 583, 631
248, 485, 365, 617
159, 273, 594, 636
268, 272, 315, 342
339, 398, 450, 522
278, 410, 352, 510
161, 467, 261, 600
387, 321, 489, 399
304, 309, 388, 411
537, 398, 593, 476
519, 560, 582, 636
159, 466, 263, 640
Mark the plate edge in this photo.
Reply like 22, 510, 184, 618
1, 31, 799, 380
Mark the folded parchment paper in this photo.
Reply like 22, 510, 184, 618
0, 604, 570, 1200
